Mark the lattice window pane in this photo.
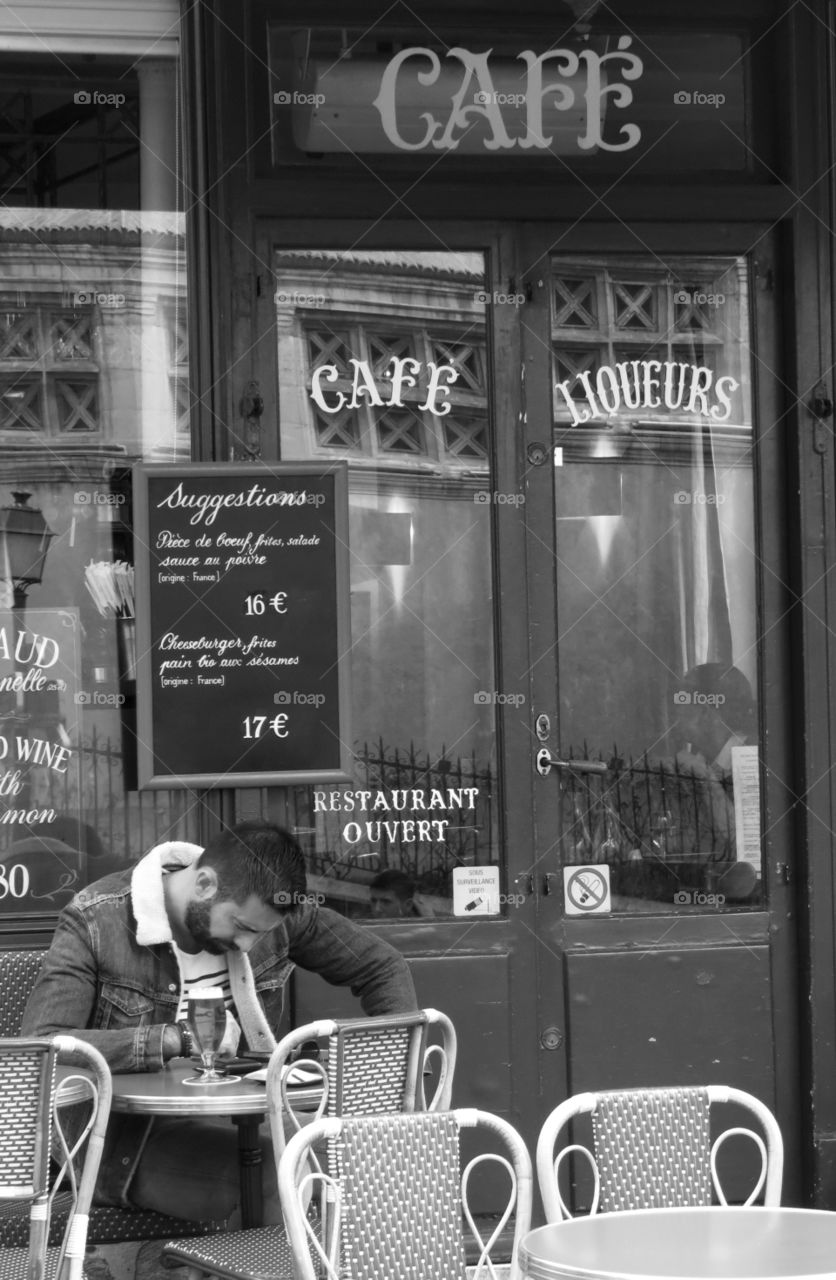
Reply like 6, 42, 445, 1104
554, 346, 601, 386
612, 282, 657, 331
428, 338, 485, 394
0, 310, 37, 359
0, 377, 42, 431
673, 289, 715, 333
553, 277, 598, 329
441, 410, 488, 460
169, 314, 189, 366
368, 332, 416, 379
307, 328, 355, 377
376, 405, 426, 455
313, 405, 361, 448
50, 313, 94, 361
172, 376, 190, 434
55, 378, 98, 432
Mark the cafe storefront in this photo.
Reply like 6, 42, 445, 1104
1, 0, 836, 1211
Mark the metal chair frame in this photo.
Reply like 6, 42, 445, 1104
164, 1007, 457, 1280
279, 1109, 533, 1280
536, 1084, 784, 1223
0, 1035, 112, 1280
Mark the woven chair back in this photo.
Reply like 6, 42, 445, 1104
591, 1087, 713, 1212
333, 1113, 469, 1280
0, 1039, 56, 1197
326, 1019, 424, 1119
0, 951, 45, 1036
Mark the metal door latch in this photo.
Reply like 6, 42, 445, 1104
536, 748, 608, 777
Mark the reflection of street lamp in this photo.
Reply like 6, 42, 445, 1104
0, 491, 54, 719
0, 491, 54, 610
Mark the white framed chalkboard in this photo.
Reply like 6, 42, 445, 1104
133, 461, 351, 789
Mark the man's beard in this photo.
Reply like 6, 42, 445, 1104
184, 899, 234, 954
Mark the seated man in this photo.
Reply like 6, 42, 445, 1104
22, 821, 417, 1226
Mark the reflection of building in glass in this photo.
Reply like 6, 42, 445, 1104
267, 251, 496, 909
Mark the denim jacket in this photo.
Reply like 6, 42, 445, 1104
21, 841, 417, 1205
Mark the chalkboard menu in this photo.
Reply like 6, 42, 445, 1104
134, 462, 351, 789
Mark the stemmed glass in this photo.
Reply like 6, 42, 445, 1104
183, 985, 233, 1085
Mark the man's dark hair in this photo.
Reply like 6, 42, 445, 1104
371, 869, 415, 900
197, 822, 307, 910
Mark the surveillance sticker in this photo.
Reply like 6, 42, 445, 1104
453, 866, 500, 916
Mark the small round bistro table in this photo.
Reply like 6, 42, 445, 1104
58, 1058, 322, 1228
519, 1206, 836, 1280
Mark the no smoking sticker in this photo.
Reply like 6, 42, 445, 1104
563, 865, 611, 915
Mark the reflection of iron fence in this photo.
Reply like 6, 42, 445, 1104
303, 742, 496, 894
559, 751, 736, 866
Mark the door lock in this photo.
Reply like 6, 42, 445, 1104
536, 748, 607, 777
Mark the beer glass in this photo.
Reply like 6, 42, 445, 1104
184, 985, 233, 1085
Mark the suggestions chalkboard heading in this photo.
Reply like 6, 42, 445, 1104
134, 462, 351, 789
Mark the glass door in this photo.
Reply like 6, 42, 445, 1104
519, 228, 800, 1197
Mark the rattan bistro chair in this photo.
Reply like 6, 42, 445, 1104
0, 1036, 112, 1280
279, 1110, 532, 1280
0, 948, 228, 1251
536, 1085, 784, 1223
164, 1008, 457, 1280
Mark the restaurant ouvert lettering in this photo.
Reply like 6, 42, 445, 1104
555, 359, 740, 426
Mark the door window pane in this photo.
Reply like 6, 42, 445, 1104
551, 255, 761, 911
249, 250, 499, 919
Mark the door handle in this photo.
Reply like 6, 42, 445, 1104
536, 748, 607, 777
514, 873, 535, 896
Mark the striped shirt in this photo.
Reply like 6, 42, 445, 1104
174, 947, 233, 1021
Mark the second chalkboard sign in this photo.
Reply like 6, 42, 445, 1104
134, 462, 351, 789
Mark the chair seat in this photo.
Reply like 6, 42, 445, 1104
0, 1196, 227, 1248
164, 1219, 320, 1280
2, 1247, 93, 1279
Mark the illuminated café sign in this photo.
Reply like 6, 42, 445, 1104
555, 360, 740, 427
294, 39, 644, 155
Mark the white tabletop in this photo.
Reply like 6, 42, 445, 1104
57, 1059, 323, 1114
519, 1207, 836, 1280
